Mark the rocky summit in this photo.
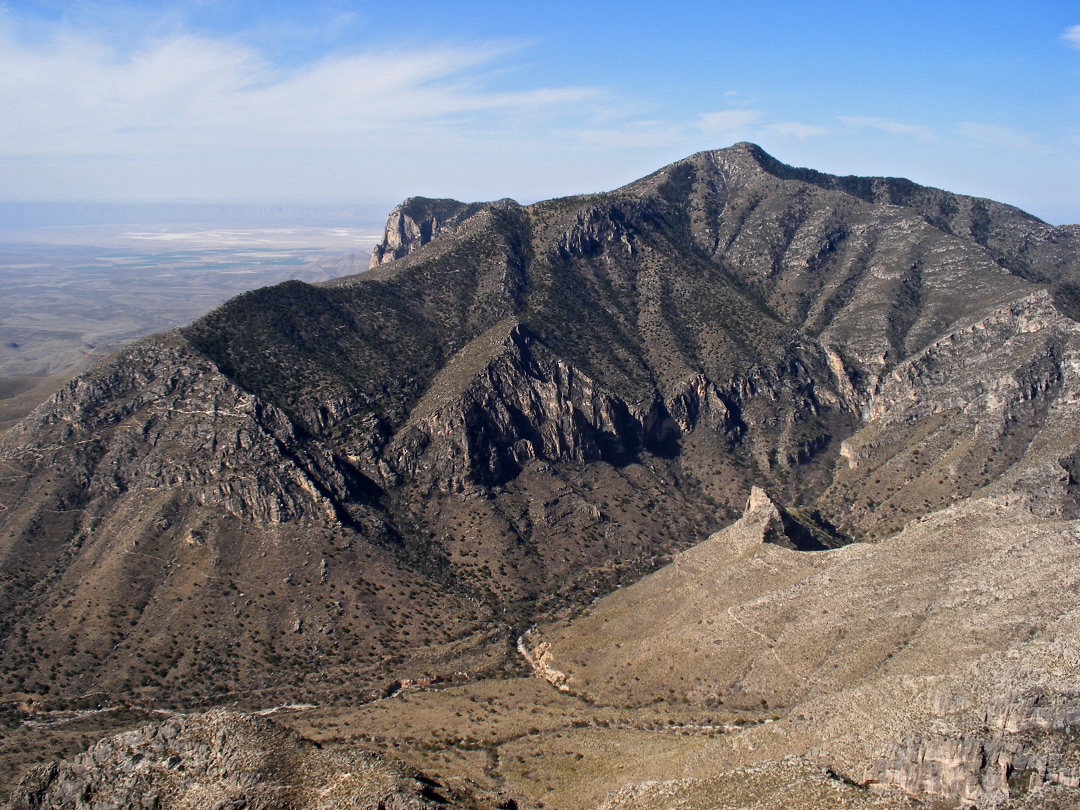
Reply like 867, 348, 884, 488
2, 143, 1080, 809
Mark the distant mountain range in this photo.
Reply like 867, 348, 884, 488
3, 143, 1079, 809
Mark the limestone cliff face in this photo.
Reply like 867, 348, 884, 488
865, 693, 1080, 806
664, 349, 854, 475
369, 197, 457, 268
380, 317, 850, 500
368, 196, 518, 268
554, 202, 640, 259
823, 288, 1080, 535
387, 321, 640, 492
862, 289, 1073, 425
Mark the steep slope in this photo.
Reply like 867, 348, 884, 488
3, 144, 1080, 798
0, 333, 498, 707
823, 288, 1080, 536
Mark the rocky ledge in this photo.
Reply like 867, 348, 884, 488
865, 692, 1080, 808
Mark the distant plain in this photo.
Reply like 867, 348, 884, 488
0, 221, 378, 425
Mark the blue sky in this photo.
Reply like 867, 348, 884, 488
2, 1, 1078, 223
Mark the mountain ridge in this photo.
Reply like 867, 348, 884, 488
3, 143, 1080, 807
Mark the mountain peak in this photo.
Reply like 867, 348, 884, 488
741, 486, 846, 552
717, 140, 770, 162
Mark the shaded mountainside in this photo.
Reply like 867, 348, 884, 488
3, 143, 1080, 807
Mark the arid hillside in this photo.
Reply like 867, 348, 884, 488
3, 144, 1080, 808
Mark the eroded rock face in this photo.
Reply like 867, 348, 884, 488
387, 321, 642, 492
1, 335, 339, 526
369, 197, 517, 268
4, 709, 487, 810
518, 629, 571, 692
370, 198, 456, 268
822, 287, 1080, 536
866, 693, 1080, 807
555, 202, 640, 259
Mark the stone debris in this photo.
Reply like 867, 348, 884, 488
4, 708, 491, 810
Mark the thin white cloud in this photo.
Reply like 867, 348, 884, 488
764, 122, 831, 139
956, 122, 1048, 153
1063, 25, 1080, 51
698, 109, 764, 133
0, 21, 604, 157
569, 108, 767, 150
571, 121, 686, 149
839, 116, 934, 141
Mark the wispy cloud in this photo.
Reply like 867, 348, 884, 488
1063, 25, 1080, 51
764, 122, 831, 139
839, 116, 934, 141
570, 120, 686, 149
569, 108, 773, 150
956, 122, 1048, 153
0, 19, 604, 157
697, 109, 764, 133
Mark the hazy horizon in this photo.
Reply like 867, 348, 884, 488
1, 2, 1077, 225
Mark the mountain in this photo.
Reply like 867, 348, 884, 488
3, 143, 1080, 808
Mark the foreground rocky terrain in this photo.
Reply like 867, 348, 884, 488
3, 143, 1080, 808
10, 488, 1078, 809
7, 708, 498, 810
533, 489, 1080, 808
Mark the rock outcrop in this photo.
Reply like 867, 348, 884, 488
822, 287, 1080, 536
865, 693, 1080, 807
4, 709, 489, 810
1, 334, 340, 526
387, 320, 641, 492
518, 629, 571, 692
369, 197, 517, 268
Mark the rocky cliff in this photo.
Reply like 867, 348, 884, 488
866, 692, 1080, 808
368, 197, 517, 268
